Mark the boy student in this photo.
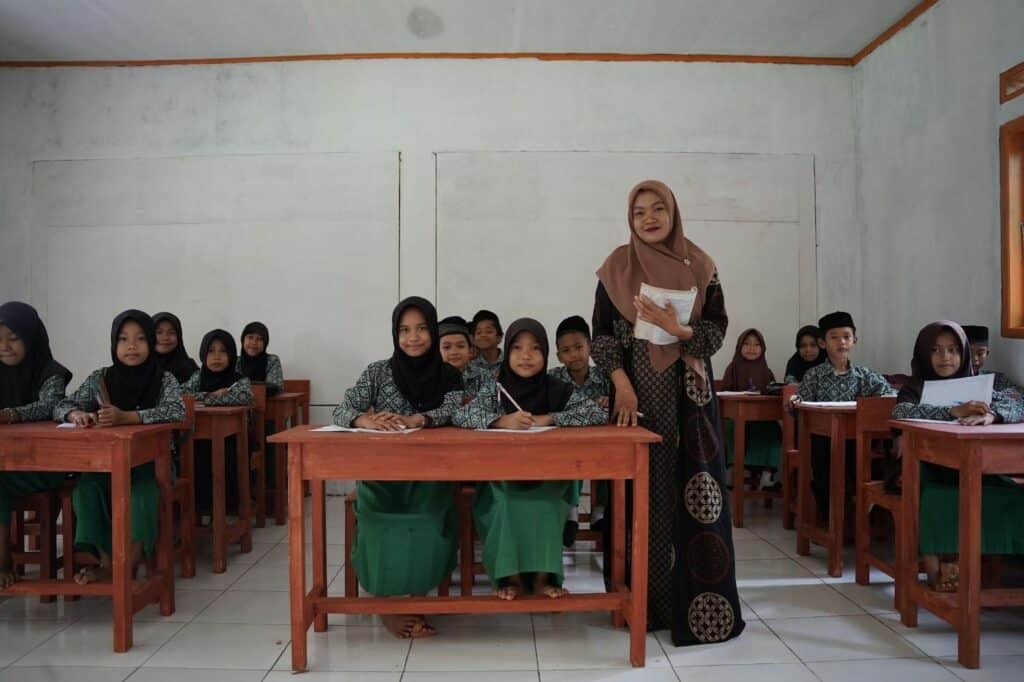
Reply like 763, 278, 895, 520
963, 325, 1023, 398
793, 311, 893, 518
470, 310, 504, 378
549, 315, 611, 544
439, 315, 491, 401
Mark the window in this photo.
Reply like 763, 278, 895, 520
1002, 114, 1024, 338
1000, 62, 1024, 104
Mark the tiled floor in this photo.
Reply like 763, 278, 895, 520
1, 496, 1022, 681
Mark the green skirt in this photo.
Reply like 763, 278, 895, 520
72, 463, 160, 558
724, 419, 782, 469
473, 481, 572, 583
0, 471, 69, 519
352, 481, 457, 596
919, 464, 1024, 555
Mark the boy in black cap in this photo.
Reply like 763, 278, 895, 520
470, 310, 504, 379
439, 315, 492, 401
794, 311, 893, 519
550, 315, 612, 545
963, 325, 1022, 398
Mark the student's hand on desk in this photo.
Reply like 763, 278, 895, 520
633, 295, 693, 340
596, 396, 610, 410
68, 410, 98, 427
356, 411, 408, 431
0, 408, 16, 424
397, 414, 428, 429
951, 402, 989, 419
494, 411, 535, 430
97, 405, 138, 427
612, 385, 640, 427
959, 412, 996, 426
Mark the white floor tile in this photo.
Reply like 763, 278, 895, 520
0, 667, 133, 682
938, 654, 1024, 680
808, 657, 959, 681
734, 538, 788, 560
264, 673, 400, 681
144, 622, 290, 670
741, 583, 865, 619
260, 542, 346, 566
126, 668, 267, 681
735, 559, 820, 587
405, 671, 539, 681
175, 560, 251, 592
536, 622, 669, 670
662, 663, 817, 681
0, 595, 110, 622
656, 620, 797, 667
193, 589, 291, 625
541, 669, 681, 681
406, 625, 537, 671
0, 620, 69, 666
12, 620, 182, 668
193, 540, 277, 567
767, 614, 924, 662
275, 626, 410, 672
130, 589, 223, 623
876, 610, 1024, 658
829, 579, 898, 614
229, 560, 340, 592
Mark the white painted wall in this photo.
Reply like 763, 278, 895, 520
855, 0, 1024, 380
0, 59, 857, 401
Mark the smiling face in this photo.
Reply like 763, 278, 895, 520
631, 190, 673, 245
398, 307, 432, 358
740, 333, 763, 361
556, 331, 591, 374
440, 334, 471, 370
931, 330, 963, 378
0, 324, 26, 367
116, 319, 149, 367
155, 320, 178, 355
970, 343, 989, 372
473, 320, 501, 352
508, 330, 545, 379
798, 333, 821, 362
205, 339, 231, 372
243, 333, 265, 358
823, 327, 856, 366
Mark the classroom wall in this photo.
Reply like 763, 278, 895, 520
855, 0, 1024, 380
0, 58, 857, 403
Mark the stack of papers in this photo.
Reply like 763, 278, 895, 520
633, 283, 697, 345
920, 374, 994, 407
311, 425, 422, 434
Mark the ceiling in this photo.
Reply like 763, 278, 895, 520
0, 0, 922, 62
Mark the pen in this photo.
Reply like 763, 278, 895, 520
496, 382, 525, 413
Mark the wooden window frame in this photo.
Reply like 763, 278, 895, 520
1001, 115, 1024, 338
1000, 62, 1024, 105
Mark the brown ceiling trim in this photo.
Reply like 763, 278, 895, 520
851, 0, 939, 65
0, 51, 853, 68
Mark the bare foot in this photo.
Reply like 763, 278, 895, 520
381, 614, 421, 639
534, 573, 568, 599
495, 584, 521, 600
409, 617, 437, 639
74, 562, 112, 585
0, 562, 16, 590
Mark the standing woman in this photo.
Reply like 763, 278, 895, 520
592, 180, 744, 646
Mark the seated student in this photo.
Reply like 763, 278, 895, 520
332, 297, 464, 639
181, 330, 254, 516
964, 325, 1023, 399
237, 321, 283, 395
153, 312, 199, 384
439, 315, 491, 401
892, 321, 1024, 592
0, 301, 73, 589
469, 309, 504, 378
721, 329, 782, 490
56, 310, 185, 584
454, 318, 606, 601
784, 325, 826, 384
794, 311, 893, 519
549, 315, 611, 545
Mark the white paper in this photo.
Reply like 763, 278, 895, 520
716, 390, 760, 396
896, 418, 957, 424
633, 283, 697, 345
476, 426, 560, 433
56, 422, 79, 429
311, 425, 423, 434
919, 374, 994, 407
802, 401, 857, 408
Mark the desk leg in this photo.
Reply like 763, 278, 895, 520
212, 436, 227, 574
827, 421, 845, 578
112, 444, 133, 652
900, 434, 920, 627
855, 430, 870, 587
732, 415, 747, 528
180, 437, 197, 578
312, 478, 328, 633
796, 414, 811, 556
155, 438, 175, 616
275, 418, 287, 526
237, 421, 252, 554
958, 447, 982, 669
629, 445, 649, 667
612, 478, 626, 628
289, 444, 309, 672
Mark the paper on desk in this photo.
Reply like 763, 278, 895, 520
802, 401, 857, 408
312, 425, 423, 434
716, 391, 760, 396
919, 374, 994, 407
896, 418, 957, 424
56, 422, 79, 429
633, 283, 697, 345
476, 425, 560, 433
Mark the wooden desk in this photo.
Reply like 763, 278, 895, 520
895, 420, 1024, 669
0, 422, 178, 651
269, 424, 659, 672
191, 406, 252, 573
265, 392, 303, 525
796, 402, 857, 577
718, 392, 783, 527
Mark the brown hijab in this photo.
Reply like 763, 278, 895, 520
596, 180, 716, 374
721, 329, 775, 392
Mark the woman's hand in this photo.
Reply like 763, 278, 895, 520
959, 412, 996, 426
97, 405, 139, 427
633, 295, 692, 340
612, 383, 640, 427
355, 410, 408, 431
68, 410, 98, 427
493, 411, 535, 430
950, 401, 989, 419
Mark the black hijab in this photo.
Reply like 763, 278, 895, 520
199, 329, 245, 392
390, 297, 463, 412
897, 321, 973, 406
0, 301, 72, 409
238, 321, 270, 382
784, 325, 826, 382
105, 310, 163, 411
153, 312, 199, 384
497, 318, 574, 415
